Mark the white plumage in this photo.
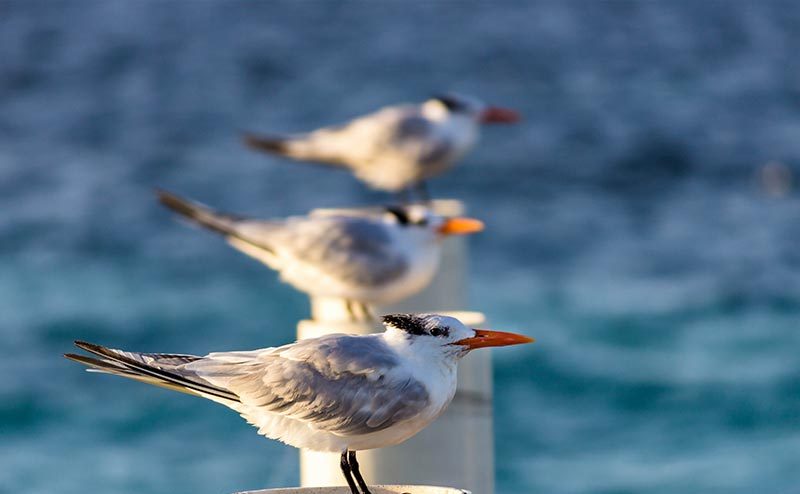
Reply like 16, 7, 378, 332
244, 94, 519, 195
66, 313, 533, 494
158, 191, 483, 319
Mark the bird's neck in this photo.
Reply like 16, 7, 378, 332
383, 333, 459, 381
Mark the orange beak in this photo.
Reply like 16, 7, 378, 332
437, 217, 485, 236
479, 106, 521, 124
454, 329, 535, 350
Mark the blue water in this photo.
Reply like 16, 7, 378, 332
2, 1, 800, 493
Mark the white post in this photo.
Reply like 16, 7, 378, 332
297, 200, 494, 494
237, 485, 471, 494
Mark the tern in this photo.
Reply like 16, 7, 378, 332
243, 94, 519, 199
66, 313, 533, 494
157, 190, 484, 320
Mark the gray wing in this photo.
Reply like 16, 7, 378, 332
249, 105, 415, 166
240, 216, 409, 286
189, 334, 430, 435
290, 105, 453, 168
390, 115, 455, 165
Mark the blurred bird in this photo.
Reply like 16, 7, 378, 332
66, 313, 534, 494
243, 94, 520, 199
157, 190, 484, 320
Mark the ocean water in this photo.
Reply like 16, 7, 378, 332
2, 1, 800, 493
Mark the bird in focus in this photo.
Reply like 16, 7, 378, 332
157, 190, 484, 321
65, 313, 534, 494
243, 93, 520, 200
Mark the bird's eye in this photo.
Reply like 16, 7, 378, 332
429, 327, 449, 337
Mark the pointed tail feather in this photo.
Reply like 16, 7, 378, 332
156, 189, 276, 256
65, 352, 197, 395
243, 132, 290, 155
67, 341, 240, 403
156, 189, 244, 237
65, 352, 137, 375
243, 131, 349, 168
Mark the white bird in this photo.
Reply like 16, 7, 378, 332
157, 190, 484, 321
243, 94, 520, 199
66, 313, 534, 494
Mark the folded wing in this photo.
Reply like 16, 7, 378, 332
258, 217, 409, 287
190, 334, 431, 435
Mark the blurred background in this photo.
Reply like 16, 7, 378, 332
2, 1, 800, 493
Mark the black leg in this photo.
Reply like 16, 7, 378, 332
360, 302, 376, 321
353, 301, 365, 322
345, 299, 357, 322
345, 300, 369, 323
348, 451, 372, 494
340, 451, 359, 494
364, 303, 375, 321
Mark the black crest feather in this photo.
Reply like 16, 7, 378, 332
382, 313, 450, 338
382, 314, 428, 335
432, 94, 467, 112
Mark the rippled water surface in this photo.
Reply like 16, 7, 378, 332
2, 2, 800, 493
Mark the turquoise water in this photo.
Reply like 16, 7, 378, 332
2, 2, 800, 493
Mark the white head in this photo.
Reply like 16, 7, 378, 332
421, 93, 520, 124
381, 313, 534, 363
382, 205, 484, 244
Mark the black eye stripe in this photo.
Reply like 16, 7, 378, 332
385, 206, 410, 225
430, 327, 449, 337
432, 94, 465, 112
385, 206, 431, 227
